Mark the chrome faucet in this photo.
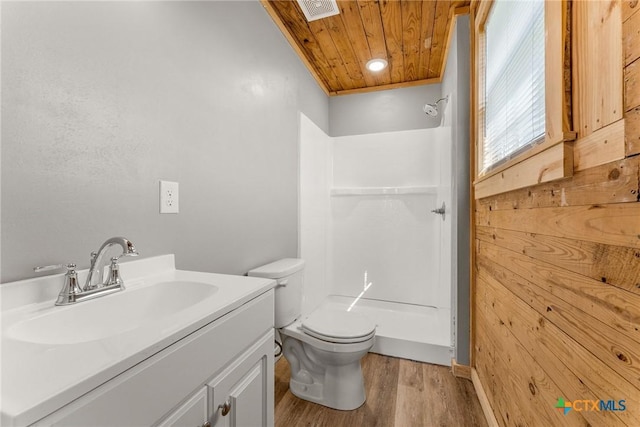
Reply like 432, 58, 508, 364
34, 237, 139, 306
85, 237, 139, 290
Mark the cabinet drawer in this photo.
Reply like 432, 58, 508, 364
33, 290, 274, 426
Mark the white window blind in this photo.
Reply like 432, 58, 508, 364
483, 0, 545, 172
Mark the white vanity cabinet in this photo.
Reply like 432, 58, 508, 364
32, 290, 275, 427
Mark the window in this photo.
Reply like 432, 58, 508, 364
472, 0, 573, 199
482, 0, 546, 173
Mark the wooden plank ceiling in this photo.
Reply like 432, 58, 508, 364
261, 0, 468, 96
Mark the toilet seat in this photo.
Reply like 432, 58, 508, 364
301, 309, 376, 344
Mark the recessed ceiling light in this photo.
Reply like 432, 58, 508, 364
366, 58, 388, 72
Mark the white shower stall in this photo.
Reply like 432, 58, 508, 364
299, 105, 455, 365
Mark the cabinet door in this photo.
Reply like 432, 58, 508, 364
208, 332, 274, 427
156, 388, 207, 427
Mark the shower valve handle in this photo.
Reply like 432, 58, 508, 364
431, 202, 446, 220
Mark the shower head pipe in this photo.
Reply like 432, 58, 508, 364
423, 96, 449, 117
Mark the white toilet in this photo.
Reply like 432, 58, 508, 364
248, 258, 376, 410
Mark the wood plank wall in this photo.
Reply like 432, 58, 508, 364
472, 1, 640, 426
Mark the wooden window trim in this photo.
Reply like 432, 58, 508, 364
472, 0, 575, 199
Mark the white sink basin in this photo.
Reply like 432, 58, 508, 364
6, 281, 218, 345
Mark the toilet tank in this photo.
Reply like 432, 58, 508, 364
248, 258, 305, 328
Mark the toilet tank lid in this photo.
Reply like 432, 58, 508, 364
247, 258, 305, 279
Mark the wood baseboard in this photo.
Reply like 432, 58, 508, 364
471, 368, 500, 427
450, 358, 472, 380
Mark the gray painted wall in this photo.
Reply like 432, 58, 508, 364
441, 15, 471, 365
1, 1, 328, 282
328, 84, 442, 137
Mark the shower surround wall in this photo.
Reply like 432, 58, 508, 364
298, 113, 332, 316
299, 113, 453, 365
330, 130, 449, 309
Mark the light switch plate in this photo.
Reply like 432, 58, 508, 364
159, 180, 179, 214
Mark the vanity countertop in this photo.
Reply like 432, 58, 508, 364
0, 255, 275, 426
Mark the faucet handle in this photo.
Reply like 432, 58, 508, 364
34, 263, 77, 273
34, 264, 83, 306
104, 251, 138, 288
105, 257, 126, 288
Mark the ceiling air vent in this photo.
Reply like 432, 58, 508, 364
296, 0, 340, 22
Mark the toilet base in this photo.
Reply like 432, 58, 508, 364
288, 362, 367, 411
282, 336, 369, 410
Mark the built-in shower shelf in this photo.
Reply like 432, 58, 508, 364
330, 186, 438, 196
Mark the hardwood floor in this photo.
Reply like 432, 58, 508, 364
275, 353, 489, 427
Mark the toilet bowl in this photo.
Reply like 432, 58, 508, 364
248, 259, 376, 410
